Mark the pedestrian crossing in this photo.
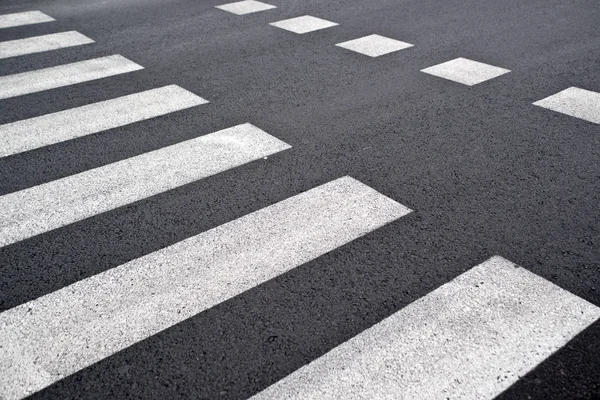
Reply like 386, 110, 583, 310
0, 10, 54, 29
0, 177, 411, 400
1, 6, 599, 400
0, 123, 290, 247
251, 256, 600, 400
0, 85, 208, 157
0, 31, 94, 60
0, 55, 143, 99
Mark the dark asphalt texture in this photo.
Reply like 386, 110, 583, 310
1, 0, 599, 398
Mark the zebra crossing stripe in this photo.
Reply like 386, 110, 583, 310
0, 176, 411, 400
251, 256, 600, 400
0, 11, 54, 29
0, 123, 290, 247
0, 31, 95, 60
0, 55, 143, 100
0, 85, 208, 157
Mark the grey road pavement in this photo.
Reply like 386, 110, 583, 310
0, 0, 599, 398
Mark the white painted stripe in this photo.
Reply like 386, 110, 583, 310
0, 85, 209, 157
0, 55, 143, 100
252, 256, 600, 400
0, 11, 54, 29
0, 123, 290, 247
0, 31, 94, 60
0, 176, 411, 400
533, 86, 600, 124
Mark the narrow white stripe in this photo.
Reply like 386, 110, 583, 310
0, 55, 143, 100
252, 256, 600, 400
0, 85, 209, 157
0, 11, 54, 29
0, 176, 411, 400
0, 31, 94, 60
0, 123, 290, 247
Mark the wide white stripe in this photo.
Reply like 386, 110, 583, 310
0, 176, 411, 400
0, 85, 208, 157
0, 123, 290, 247
0, 11, 54, 29
0, 31, 94, 59
252, 256, 600, 400
0, 55, 143, 100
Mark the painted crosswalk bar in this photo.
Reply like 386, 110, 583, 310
0, 85, 208, 157
252, 256, 600, 400
0, 55, 143, 100
0, 176, 411, 400
0, 31, 94, 60
0, 11, 54, 29
0, 123, 290, 247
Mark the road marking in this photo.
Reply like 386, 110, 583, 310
215, 0, 276, 15
336, 34, 413, 57
0, 123, 290, 247
0, 176, 411, 400
0, 85, 208, 157
251, 256, 600, 400
0, 11, 54, 29
533, 86, 600, 124
270, 15, 338, 34
421, 57, 510, 86
0, 31, 94, 60
0, 55, 143, 100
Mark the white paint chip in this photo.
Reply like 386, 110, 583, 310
252, 256, 600, 400
533, 86, 600, 124
0, 85, 208, 157
0, 31, 94, 60
336, 34, 413, 57
215, 0, 276, 15
270, 15, 338, 34
0, 123, 290, 247
0, 11, 54, 29
0, 176, 411, 400
421, 57, 510, 86
0, 55, 144, 100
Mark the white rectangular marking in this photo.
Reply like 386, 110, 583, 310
336, 34, 413, 57
270, 15, 338, 34
252, 256, 600, 400
215, 0, 276, 15
0, 176, 412, 400
0, 11, 54, 29
421, 57, 510, 86
0, 55, 144, 100
533, 87, 600, 124
0, 123, 290, 247
0, 31, 94, 60
0, 85, 208, 157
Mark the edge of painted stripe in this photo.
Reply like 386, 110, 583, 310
251, 255, 600, 400
0, 85, 209, 157
0, 176, 411, 399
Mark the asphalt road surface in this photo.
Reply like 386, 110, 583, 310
0, 0, 599, 399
